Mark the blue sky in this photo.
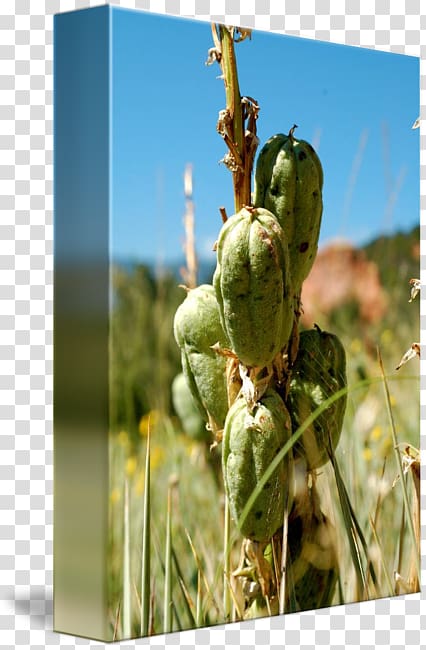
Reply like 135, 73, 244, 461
111, 7, 419, 266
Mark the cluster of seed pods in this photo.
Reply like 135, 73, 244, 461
173, 127, 348, 609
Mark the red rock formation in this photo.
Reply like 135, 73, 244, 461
300, 241, 388, 326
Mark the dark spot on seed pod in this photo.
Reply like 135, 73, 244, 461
255, 511, 263, 520
313, 190, 319, 198
298, 150, 307, 161
299, 242, 309, 253
270, 185, 279, 196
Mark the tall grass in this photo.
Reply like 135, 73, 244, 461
107, 234, 419, 639
108, 349, 419, 638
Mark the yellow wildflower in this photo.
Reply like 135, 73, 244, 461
370, 425, 382, 441
125, 456, 137, 477
150, 444, 165, 469
380, 436, 393, 457
117, 430, 129, 447
362, 447, 373, 462
110, 488, 120, 504
139, 410, 161, 437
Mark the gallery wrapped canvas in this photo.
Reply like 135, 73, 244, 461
54, 5, 420, 642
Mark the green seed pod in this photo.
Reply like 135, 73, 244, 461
171, 373, 208, 441
287, 326, 347, 470
253, 129, 323, 293
173, 284, 229, 429
254, 134, 297, 229
213, 206, 293, 369
222, 389, 293, 542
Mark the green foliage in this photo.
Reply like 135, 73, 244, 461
110, 264, 183, 442
364, 225, 420, 333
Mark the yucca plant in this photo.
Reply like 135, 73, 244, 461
173, 23, 420, 622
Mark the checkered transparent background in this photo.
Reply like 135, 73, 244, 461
0, 0, 424, 647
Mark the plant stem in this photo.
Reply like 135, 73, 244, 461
278, 479, 291, 615
218, 25, 252, 212
378, 349, 421, 584
181, 163, 198, 289
219, 27, 242, 139
223, 496, 232, 622
122, 479, 131, 638
140, 427, 151, 637
163, 485, 173, 633
196, 570, 203, 628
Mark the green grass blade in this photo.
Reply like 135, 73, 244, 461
140, 426, 151, 637
152, 526, 184, 632
113, 600, 121, 642
378, 350, 420, 583
327, 450, 367, 599
122, 478, 131, 639
133, 579, 141, 610
345, 478, 379, 588
368, 515, 395, 597
163, 486, 173, 634
278, 477, 292, 615
185, 528, 221, 619
223, 496, 232, 623
196, 570, 203, 628
328, 441, 379, 588
395, 506, 405, 592
171, 547, 197, 628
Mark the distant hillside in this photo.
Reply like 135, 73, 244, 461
301, 224, 420, 350
363, 224, 420, 294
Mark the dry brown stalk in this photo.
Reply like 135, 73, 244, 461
180, 163, 198, 289
208, 24, 259, 213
